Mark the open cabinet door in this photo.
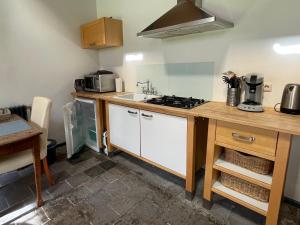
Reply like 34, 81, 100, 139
75, 98, 100, 152
64, 98, 100, 158
63, 101, 85, 159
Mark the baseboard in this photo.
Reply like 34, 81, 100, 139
284, 197, 300, 208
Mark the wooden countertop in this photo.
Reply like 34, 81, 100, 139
191, 101, 300, 136
72, 91, 122, 100
72, 92, 300, 136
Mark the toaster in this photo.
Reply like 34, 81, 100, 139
280, 84, 300, 115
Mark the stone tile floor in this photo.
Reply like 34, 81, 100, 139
0, 146, 299, 225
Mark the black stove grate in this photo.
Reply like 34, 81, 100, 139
146, 95, 207, 109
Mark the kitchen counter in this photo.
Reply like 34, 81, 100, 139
72, 92, 300, 135
72, 91, 122, 100
191, 101, 300, 136
72, 91, 200, 117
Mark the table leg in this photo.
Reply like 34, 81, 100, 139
186, 116, 196, 200
203, 119, 219, 203
266, 133, 292, 225
32, 136, 43, 207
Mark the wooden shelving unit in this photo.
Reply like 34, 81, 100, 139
214, 157, 272, 189
211, 155, 272, 216
203, 119, 292, 225
212, 181, 269, 216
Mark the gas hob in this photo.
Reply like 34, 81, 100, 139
146, 95, 207, 109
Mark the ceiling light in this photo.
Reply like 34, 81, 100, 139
125, 53, 144, 62
273, 43, 300, 55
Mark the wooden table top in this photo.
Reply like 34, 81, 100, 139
191, 102, 300, 136
0, 115, 42, 146
72, 92, 300, 136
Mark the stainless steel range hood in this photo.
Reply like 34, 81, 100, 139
137, 0, 234, 39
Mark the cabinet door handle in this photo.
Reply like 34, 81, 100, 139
141, 113, 153, 118
232, 132, 255, 143
128, 110, 138, 115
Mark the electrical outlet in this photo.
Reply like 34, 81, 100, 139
264, 82, 272, 92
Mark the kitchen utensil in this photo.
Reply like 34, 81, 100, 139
280, 84, 300, 115
222, 71, 240, 88
222, 76, 230, 87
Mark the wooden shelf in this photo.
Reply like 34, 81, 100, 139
215, 141, 275, 161
88, 129, 96, 133
214, 158, 272, 189
212, 181, 268, 216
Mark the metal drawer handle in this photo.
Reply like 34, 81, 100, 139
141, 113, 153, 118
128, 110, 138, 115
232, 133, 255, 143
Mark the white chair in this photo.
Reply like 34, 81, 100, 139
0, 97, 54, 186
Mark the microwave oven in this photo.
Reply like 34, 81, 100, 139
84, 71, 117, 93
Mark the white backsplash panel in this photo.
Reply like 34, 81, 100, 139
136, 62, 214, 99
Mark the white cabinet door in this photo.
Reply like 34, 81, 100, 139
109, 104, 140, 156
140, 110, 187, 176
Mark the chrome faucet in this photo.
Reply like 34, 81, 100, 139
136, 80, 157, 95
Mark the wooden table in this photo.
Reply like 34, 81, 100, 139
0, 115, 43, 207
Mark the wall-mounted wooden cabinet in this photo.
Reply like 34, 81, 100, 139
80, 17, 123, 49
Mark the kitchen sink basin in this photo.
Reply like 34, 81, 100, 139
114, 93, 158, 102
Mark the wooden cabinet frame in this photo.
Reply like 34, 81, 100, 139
105, 101, 207, 197
203, 119, 293, 225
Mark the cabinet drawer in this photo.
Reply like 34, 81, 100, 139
216, 121, 278, 157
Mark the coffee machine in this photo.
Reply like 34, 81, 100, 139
238, 75, 264, 112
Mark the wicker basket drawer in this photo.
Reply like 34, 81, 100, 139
225, 149, 274, 175
216, 121, 278, 157
220, 172, 270, 202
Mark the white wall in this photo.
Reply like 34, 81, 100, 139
0, 0, 99, 142
97, 0, 300, 201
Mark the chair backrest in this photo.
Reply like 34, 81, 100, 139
31, 97, 52, 156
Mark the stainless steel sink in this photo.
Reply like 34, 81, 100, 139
113, 93, 158, 102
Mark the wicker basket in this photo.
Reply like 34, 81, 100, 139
220, 172, 270, 202
225, 149, 273, 175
